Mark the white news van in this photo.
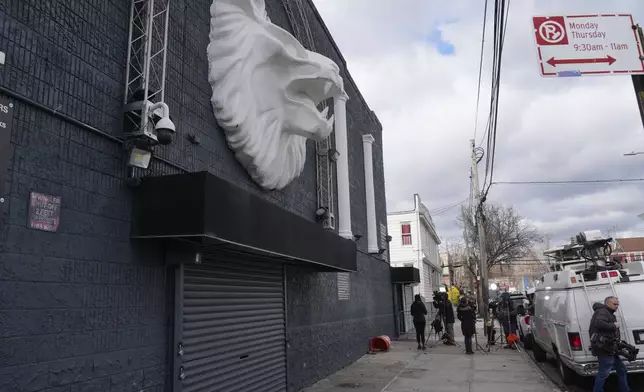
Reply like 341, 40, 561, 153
531, 231, 644, 384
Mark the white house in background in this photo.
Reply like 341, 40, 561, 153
387, 194, 442, 304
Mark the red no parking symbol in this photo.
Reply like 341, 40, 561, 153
533, 16, 569, 46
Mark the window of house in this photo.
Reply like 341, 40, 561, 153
401, 223, 412, 245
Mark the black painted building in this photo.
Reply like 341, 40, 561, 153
0, 1, 395, 391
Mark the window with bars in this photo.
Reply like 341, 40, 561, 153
401, 223, 412, 245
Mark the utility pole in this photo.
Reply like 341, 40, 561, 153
446, 240, 454, 287
462, 209, 474, 292
471, 139, 489, 325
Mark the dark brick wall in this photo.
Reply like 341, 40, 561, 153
0, 0, 393, 391
280, 1, 394, 391
285, 256, 395, 391
0, 101, 170, 392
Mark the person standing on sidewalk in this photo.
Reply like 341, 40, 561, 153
433, 292, 456, 345
411, 294, 428, 350
589, 296, 631, 392
457, 297, 476, 355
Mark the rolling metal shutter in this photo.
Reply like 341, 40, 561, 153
175, 259, 286, 392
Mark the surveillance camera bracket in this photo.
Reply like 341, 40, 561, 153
123, 100, 172, 145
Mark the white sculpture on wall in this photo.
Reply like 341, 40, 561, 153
207, 0, 346, 190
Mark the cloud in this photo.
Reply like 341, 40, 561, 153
313, 0, 644, 245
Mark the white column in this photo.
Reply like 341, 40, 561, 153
334, 94, 353, 239
362, 134, 378, 253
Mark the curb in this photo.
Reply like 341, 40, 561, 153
519, 347, 564, 392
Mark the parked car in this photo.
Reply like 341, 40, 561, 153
516, 290, 534, 350
505, 293, 532, 347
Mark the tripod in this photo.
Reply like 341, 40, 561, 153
424, 312, 444, 348
486, 317, 508, 352
473, 328, 488, 353
486, 302, 520, 352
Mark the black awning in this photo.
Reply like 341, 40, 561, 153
390, 266, 420, 284
130, 171, 357, 272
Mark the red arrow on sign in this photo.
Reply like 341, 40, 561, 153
546, 55, 617, 67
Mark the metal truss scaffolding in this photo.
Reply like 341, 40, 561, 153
283, 0, 337, 231
123, 0, 170, 141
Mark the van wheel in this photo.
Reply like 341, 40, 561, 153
558, 355, 577, 385
532, 342, 547, 362
523, 334, 533, 350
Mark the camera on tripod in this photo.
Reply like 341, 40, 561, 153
593, 334, 640, 362
433, 290, 447, 304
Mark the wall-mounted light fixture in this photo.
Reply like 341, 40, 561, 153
187, 133, 201, 145
328, 148, 340, 162
128, 147, 152, 169
352, 234, 362, 242
318, 146, 340, 163
315, 206, 336, 230
315, 206, 329, 222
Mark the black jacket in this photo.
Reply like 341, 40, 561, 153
457, 303, 476, 336
411, 300, 428, 323
496, 299, 518, 326
433, 299, 455, 324
589, 302, 619, 356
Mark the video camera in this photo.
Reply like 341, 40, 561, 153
432, 290, 447, 303
593, 334, 640, 362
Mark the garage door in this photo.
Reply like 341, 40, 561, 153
175, 259, 286, 392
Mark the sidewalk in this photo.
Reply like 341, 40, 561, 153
302, 322, 560, 392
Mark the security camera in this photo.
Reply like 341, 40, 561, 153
150, 102, 175, 146
123, 94, 176, 146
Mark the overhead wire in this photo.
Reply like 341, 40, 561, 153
481, 0, 511, 197
492, 178, 644, 185
472, 0, 489, 141
431, 198, 470, 216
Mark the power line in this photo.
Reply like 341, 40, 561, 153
492, 178, 644, 185
482, 0, 511, 196
472, 0, 489, 140
432, 198, 469, 216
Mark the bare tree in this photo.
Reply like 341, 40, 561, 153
458, 203, 543, 275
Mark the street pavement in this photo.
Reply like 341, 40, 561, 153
302, 321, 560, 392
522, 344, 644, 392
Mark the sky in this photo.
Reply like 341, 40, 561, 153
312, 0, 644, 246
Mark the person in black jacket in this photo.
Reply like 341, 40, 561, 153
433, 291, 456, 345
590, 296, 630, 392
410, 294, 428, 350
457, 297, 476, 355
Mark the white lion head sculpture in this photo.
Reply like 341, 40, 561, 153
207, 0, 346, 190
